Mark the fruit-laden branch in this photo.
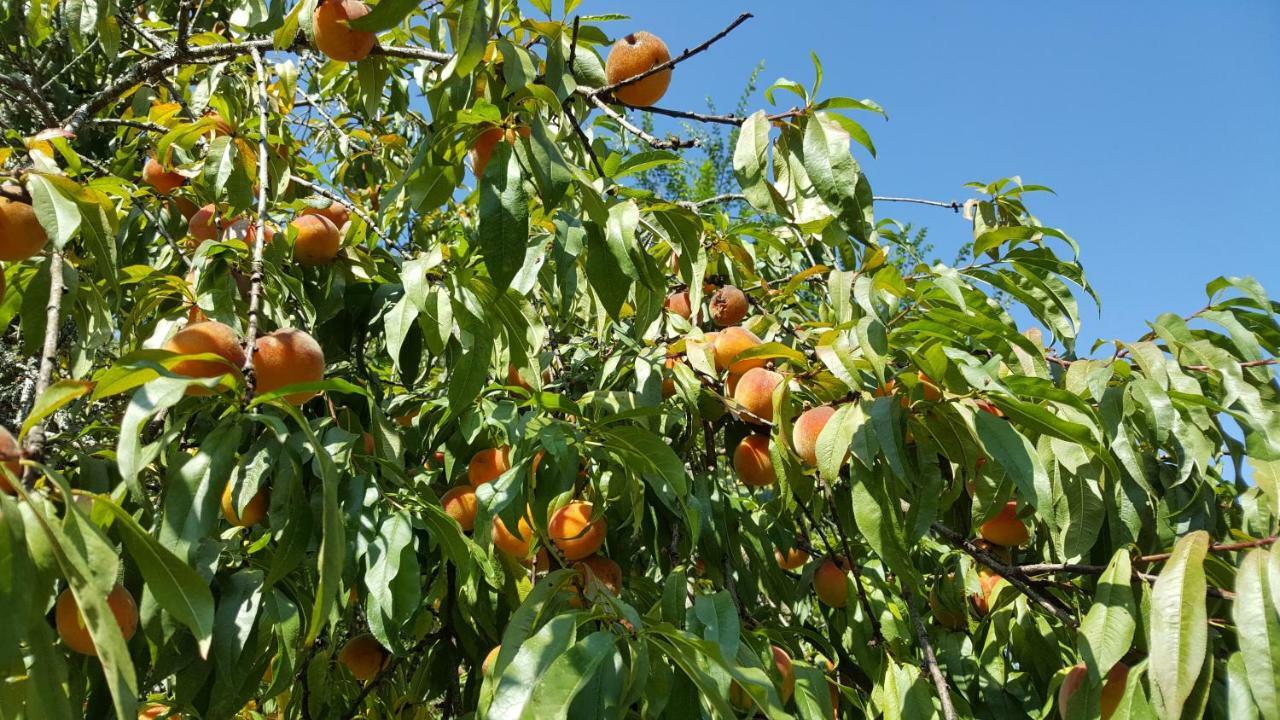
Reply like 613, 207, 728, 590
931, 522, 1080, 629
21, 248, 66, 482
904, 589, 959, 720
339, 630, 446, 720
241, 47, 272, 400
792, 492, 885, 645
589, 12, 754, 100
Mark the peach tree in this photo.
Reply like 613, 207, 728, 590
0, 1, 1277, 719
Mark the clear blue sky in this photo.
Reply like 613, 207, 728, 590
584, 1, 1280, 351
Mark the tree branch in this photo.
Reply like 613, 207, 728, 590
564, 17, 607, 179
905, 590, 958, 720
241, 47, 272, 401
21, 249, 66, 482
288, 174, 389, 246
585, 93, 698, 150
590, 13, 753, 100
931, 522, 1079, 629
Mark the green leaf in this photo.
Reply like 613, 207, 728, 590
19, 379, 92, 440
801, 113, 871, 243
520, 631, 618, 719
478, 143, 530, 291
1148, 530, 1209, 718
448, 0, 488, 76
1077, 550, 1135, 675
346, 0, 415, 31
489, 613, 580, 719
284, 409, 345, 648
1234, 548, 1280, 719
692, 591, 740, 660
733, 111, 783, 216
157, 418, 243, 563
96, 497, 216, 657
27, 173, 82, 249
975, 411, 1053, 516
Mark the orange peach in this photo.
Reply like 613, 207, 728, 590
605, 32, 672, 107
468, 447, 511, 486
664, 290, 692, 320
978, 501, 1029, 547
441, 486, 478, 531
221, 482, 268, 527
1058, 662, 1129, 719
0, 197, 49, 261
792, 405, 836, 466
709, 285, 748, 327
549, 501, 606, 560
142, 157, 185, 194
732, 433, 776, 487
712, 326, 765, 375
313, 0, 376, 62
338, 633, 388, 681
290, 213, 341, 266
55, 585, 138, 656
814, 557, 849, 608
0, 426, 20, 493
162, 321, 246, 395
775, 546, 808, 570
733, 367, 783, 424
253, 328, 325, 404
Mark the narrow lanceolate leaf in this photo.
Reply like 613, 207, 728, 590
1077, 549, 1136, 674
287, 409, 344, 648
1234, 549, 1280, 719
733, 110, 783, 215
1250, 457, 1280, 519
27, 173, 82, 248
346, 0, 418, 31
96, 498, 216, 658
801, 112, 871, 242
520, 631, 618, 719
1148, 530, 1209, 719
478, 143, 529, 291
489, 613, 580, 720
19, 379, 93, 440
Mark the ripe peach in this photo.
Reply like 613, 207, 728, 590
775, 546, 808, 570
142, 157, 185, 194
917, 372, 942, 402
188, 204, 227, 243
313, 0, 376, 63
574, 555, 622, 597
976, 399, 1005, 418
162, 321, 246, 395
549, 501, 606, 560
441, 486, 478, 531
1058, 662, 1129, 719
362, 432, 376, 454
290, 213, 341, 266
928, 573, 965, 630
978, 501, 1029, 547
814, 557, 849, 608
55, 585, 138, 656
792, 405, 836, 466
302, 200, 351, 228
470, 126, 531, 177
468, 447, 511, 486
709, 285, 748, 327
491, 513, 532, 558
338, 633, 388, 681
729, 645, 795, 709
605, 32, 672, 107
971, 567, 1001, 616
0, 426, 22, 493
664, 290, 692, 320
712, 327, 765, 375
253, 328, 325, 404
733, 367, 783, 424
732, 433, 776, 487
221, 482, 268, 527
0, 197, 49, 261
661, 355, 681, 398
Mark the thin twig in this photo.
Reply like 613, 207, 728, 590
633, 103, 805, 126
563, 17, 607, 179
590, 13, 753, 100
89, 118, 168, 134
874, 196, 963, 212
242, 48, 272, 401
39, 39, 99, 90
288, 174, 389, 246
931, 522, 1079, 629
176, 0, 193, 53
135, 202, 194, 269
0, 74, 60, 128
21, 248, 66, 482
905, 590, 958, 720
586, 93, 698, 150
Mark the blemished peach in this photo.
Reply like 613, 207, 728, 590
1058, 662, 1129, 719
713, 327, 765, 375
814, 557, 849, 608
302, 200, 351, 228
491, 513, 532, 558
574, 555, 622, 596
162, 321, 246, 395
0, 197, 49, 261
775, 546, 808, 570
482, 645, 501, 675
142, 157, 185, 194
338, 633, 388, 681
253, 328, 325, 404
792, 405, 836, 466
549, 501, 606, 560
441, 486, 478, 531
290, 213, 341, 266
733, 367, 783, 424
468, 447, 511, 486
732, 433, 776, 487
55, 585, 138, 656
605, 31, 672, 107
0, 426, 22, 494
979, 501, 1029, 547
221, 482, 268, 527
470, 126, 531, 178
709, 285, 748, 327
664, 290, 692, 320
313, 0, 376, 63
